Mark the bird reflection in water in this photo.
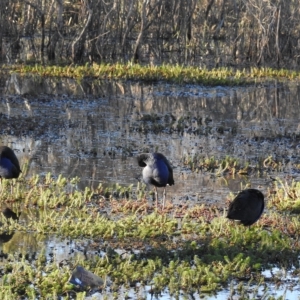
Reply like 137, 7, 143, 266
0, 207, 21, 243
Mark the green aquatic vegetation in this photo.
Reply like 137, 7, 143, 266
9, 208, 177, 239
182, 154, 288, 175
3, 172, 135, 209
0, 255, 73, 298
268, 178, 300, 213
9, 63, 300, 85
95, 182, 133, 199
0, 173, 300, 297
182, 154, 245, 174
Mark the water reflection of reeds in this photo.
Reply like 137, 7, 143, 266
0, 77, 300, 202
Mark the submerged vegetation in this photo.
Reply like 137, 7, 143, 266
7, 63, 300, 85
181, 154, 285, 175
0, 172, 299, 298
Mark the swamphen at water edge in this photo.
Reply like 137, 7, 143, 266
137, 152, 174, 209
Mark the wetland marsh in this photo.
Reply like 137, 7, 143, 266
0, 71, 300, 299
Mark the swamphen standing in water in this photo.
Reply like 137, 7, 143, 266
227, 189, 264, 226
137, 153, 174, 209
0, 146, 21, 244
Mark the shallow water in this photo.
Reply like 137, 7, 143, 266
1, 75, 300, 205
1, 74, 300, 298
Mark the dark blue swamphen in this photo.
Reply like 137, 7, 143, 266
0, 146, 21, 180
0, 146, 21, 194
227, 189, 264, 226
137, 152, 174, 209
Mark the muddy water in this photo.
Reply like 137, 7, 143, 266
1, 75, 300, 206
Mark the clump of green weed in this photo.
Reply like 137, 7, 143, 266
268, 178, 300, 213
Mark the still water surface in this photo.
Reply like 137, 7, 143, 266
2, 76, 300, 203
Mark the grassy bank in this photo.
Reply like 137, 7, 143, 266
6, 63, 300, 85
